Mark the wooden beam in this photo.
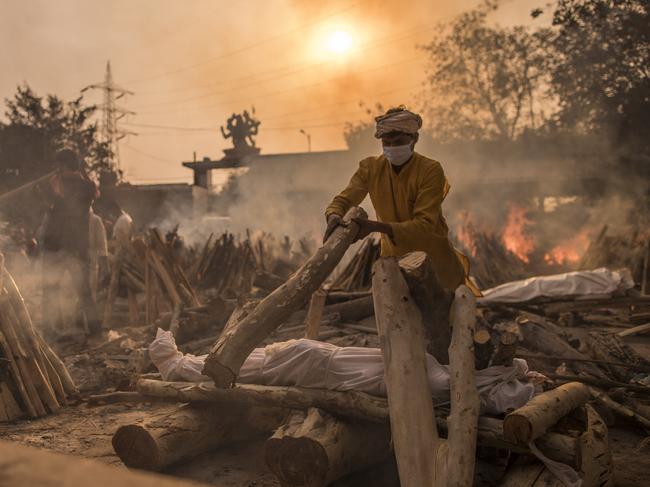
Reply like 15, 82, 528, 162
372, 257, 441, 487
112, 403, 285, 471
447, 285, 480, 487
202, 206, 366, 387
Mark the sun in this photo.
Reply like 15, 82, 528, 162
326, 31, 353, 54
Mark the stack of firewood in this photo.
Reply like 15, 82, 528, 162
0, 254, 77, 421
144, 229, 200, 328
189, 232, 257, 297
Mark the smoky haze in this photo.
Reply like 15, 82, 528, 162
0, 0, 538, 184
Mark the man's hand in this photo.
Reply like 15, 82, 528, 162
351, 218, 394, 242
323, 214, 344, 243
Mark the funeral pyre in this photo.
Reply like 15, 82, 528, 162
0, 201, 649, 487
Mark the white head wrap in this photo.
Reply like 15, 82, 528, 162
374, 109, 422, 138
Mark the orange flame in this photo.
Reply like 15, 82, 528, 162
501, 205, 535, 263
544, 230, 590, 265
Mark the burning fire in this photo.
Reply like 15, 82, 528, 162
544, 230, 590, 265
501, 205, 535, 263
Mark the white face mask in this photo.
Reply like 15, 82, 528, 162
383, 144, 413, 166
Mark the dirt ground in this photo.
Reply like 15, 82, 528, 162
1, 400, 649, 487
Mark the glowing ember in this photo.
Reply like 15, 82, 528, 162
544, 230, 590, 265
501, 205, 535, 263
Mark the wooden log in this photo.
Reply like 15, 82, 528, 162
202, 207, 366, 387
547, 373, 650, 394
148, 250, 182, 308
590, 387, 650, 430
473, 320, 494, 370
0, 330, 36, 417
372, 257, 440, 487
135, 380, 578, 465
490, 331, 518, 367
447, 285, 479, 487
0, 381, 22, 421
0, 439, 213, 487
439, 416, 577, 467
514, 352, 650, 373
304, 288, 328, 340
0, 301, 47, 416
617, 322, 650, 338
398, 251, 452, 363
35, 333, 77, 396
253, 270, 286, 292
265, 408, 391, 487
498, 457, 563, 487
518, 320, 607, 379
112, 403, 285, 471
1, 299, 60, 413
503, 382, 590, 444
136, 379, 389, 421
577, 404, 614, 487
290, 295, 374, 325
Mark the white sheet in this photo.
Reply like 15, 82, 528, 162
478, 267, 634, 304
149, 329, 535, 415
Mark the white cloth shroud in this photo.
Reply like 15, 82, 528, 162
149, 329, 535, 415
478, 267, 634, 304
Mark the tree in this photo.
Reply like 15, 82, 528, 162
0, 84, 115, 193
548, 0, 649, 153
419, 1, 553, 142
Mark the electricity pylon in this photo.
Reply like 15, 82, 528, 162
82, 61, 136, 173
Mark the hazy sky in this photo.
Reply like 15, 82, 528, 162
0, 0, 538, 183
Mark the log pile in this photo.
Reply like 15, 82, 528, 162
0, 255, 77, 421
189, 232, 257, 296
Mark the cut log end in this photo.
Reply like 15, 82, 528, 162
265, 436, 329, 486
112, 425, 161, 471
501, 414, 533, 445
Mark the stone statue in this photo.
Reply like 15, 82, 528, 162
220, 110, 261, 152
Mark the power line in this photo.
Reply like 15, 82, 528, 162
135, 55, 424, 116
121, 82, 421, 134
132, 23, 433, 108
122, 144, 180, 168
125, 0, 372, 85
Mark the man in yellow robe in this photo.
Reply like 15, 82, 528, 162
324, 106, 474, 292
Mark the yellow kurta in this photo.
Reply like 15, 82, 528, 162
326, 152, 470, 291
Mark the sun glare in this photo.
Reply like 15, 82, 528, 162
326, 31, 353, 54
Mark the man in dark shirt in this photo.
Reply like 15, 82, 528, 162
41, 149, 99, 337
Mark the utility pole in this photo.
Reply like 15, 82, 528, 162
299, 129, 312, 152
82, 61, 136, 173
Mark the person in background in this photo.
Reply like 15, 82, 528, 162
324, 106, 479, 295
40, 149, 102, 338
